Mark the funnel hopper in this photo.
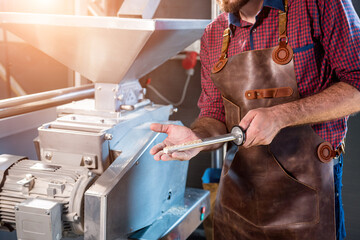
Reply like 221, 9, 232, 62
0, 13, 210, 84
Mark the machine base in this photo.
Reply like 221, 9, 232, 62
129, 188, 210, 240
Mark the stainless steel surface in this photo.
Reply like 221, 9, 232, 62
0, 108, 57, 162
164, 126, 245, 154
85, 121, 189, 239
38, 103, 173, 175
15, 199, 62, 240
0, 13, 210, 84
0, 87, 94, 119
0, 108, 57, 139
94, 81, 144, 111
0, 84, 93, 109
117, 0, 161, 19
129, 188, 210, 240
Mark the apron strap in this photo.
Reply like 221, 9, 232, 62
212, 0, 292, 73
211, 28, 230, 73
278, 0, 288, 40
273, 0, 294, 65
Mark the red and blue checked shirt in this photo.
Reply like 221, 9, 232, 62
198, 0, 360, 148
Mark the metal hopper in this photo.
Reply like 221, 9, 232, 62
0, 12, 210, 84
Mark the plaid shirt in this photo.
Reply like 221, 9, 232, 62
198, 0, 360, 147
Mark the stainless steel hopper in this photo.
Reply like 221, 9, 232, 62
0, 12, 209, 84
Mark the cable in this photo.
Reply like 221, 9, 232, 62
147, 69, 193, 106
146, 51, 198, 107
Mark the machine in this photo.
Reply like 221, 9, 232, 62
0, 2, 210, 239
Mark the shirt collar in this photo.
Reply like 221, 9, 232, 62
228, 0, 285, 27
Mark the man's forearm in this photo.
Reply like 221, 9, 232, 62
239, 82, 360, 147
274, 82, 360, 128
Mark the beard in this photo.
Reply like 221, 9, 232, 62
216, 0, 250, 14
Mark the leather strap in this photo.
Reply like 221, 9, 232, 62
220, 28, 231, 59
278, 0, 288, 40
317, 141, 346, 163
245, 87, 293, 100
212, 28, 231, 73
273, 0, 293, 65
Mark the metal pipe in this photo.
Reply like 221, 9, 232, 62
0, 84, 94, 109
3, 29, 11, 98
0, 86, 94, 119
211, 147, 224, 169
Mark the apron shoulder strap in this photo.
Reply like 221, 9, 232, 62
211, 28, 231, 74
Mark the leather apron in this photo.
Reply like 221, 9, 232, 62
211, 3, 336, 240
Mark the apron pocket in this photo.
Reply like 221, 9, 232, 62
255, 154, 319, 227
218, 149, 319, 227
222, 96, 241, 132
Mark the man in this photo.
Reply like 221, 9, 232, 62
150, 0, 360, 239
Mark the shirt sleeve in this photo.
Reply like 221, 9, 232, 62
197, 29, 226, 123
319, 0, 360, 91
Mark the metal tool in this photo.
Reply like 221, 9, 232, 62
163, 126, 246, 154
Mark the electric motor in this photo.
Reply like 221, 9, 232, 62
0, 155, 94, 238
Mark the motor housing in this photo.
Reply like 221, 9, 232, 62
0, 155, 94, 239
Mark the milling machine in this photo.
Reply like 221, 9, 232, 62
0, 3, 210, 239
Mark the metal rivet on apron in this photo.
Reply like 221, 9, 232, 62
253, 29, 257, 33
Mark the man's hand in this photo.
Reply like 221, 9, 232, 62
150, 123, 202, 161
239, 107, 285, 148
238, 82, 360, 148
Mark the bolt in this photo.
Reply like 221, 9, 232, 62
25, 174, 33, 180
117, 94, 124, 101
100, 119, 105, 124
84, 157, 93, 165
14, 206, 19, 211
73, 214, 80, 221
104, 133, 113, 140
45, 152, 52, 160
71, 116, 76, 121
45, 210, 50, 215
135, 161, 139, 165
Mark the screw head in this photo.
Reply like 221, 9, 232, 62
117, 94, 124, 101
73, 215, 80, 221
45, 152, 52, 160
84, 157, 93, 165
25, 174, 33, 180
104, 133, 113, 140
14, 206, 19, 211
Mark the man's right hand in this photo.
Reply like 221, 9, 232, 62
150, 123, 202, 161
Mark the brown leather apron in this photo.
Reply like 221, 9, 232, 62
210, 3, 336, 240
